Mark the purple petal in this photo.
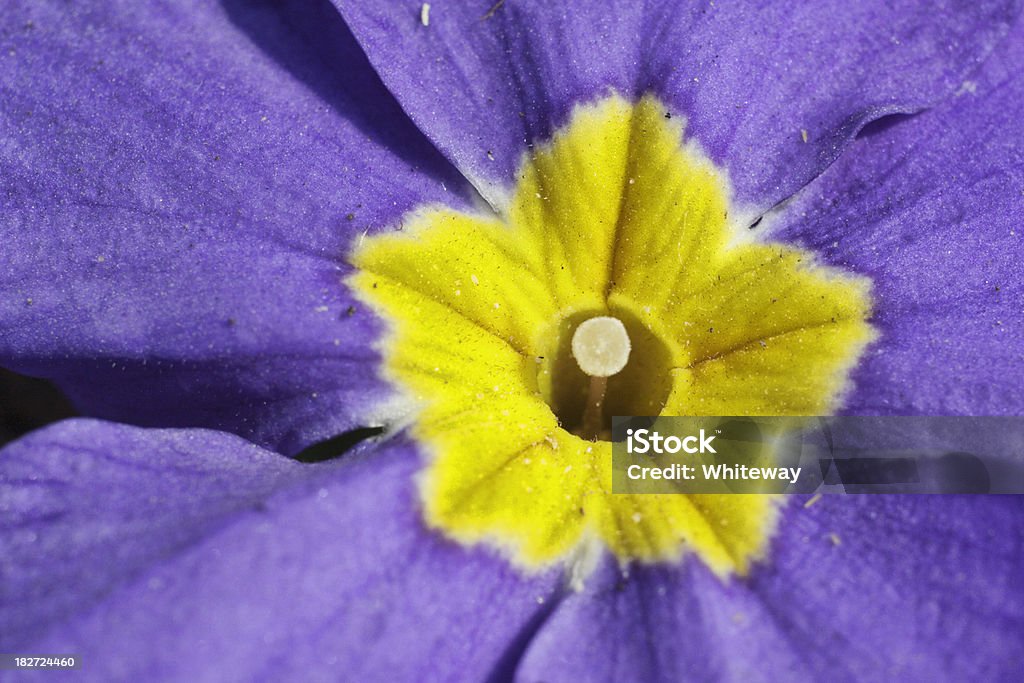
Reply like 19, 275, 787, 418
772, 15, 1024, 415
0, 0, 471, 454
516, 497, 1024, 682
334, 0, 1016, 211
1, 420, 560, 681
0, 419, 307, 650
750, 496, 1024, 681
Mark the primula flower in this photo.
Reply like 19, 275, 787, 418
2, 0, 1024, 680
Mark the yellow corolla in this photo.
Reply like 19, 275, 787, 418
349, 94, 874, 577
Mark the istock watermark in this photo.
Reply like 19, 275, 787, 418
611, 416, 1024, 494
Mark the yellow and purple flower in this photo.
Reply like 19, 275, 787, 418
1, 0, 1023, 680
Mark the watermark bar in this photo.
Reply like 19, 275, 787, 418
611, 416, 1024, 494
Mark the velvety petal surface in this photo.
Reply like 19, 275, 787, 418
515, 495, 1024, 682
770, 14, 1024, 415
0, 0, 471, 454
334, 0, 1017, 213
0, 419, 308, 649
0, 420, 560, 681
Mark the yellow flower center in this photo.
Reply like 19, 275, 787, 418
349, 94, 875, 577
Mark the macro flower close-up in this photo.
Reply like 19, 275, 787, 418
2, 0, 1023, 681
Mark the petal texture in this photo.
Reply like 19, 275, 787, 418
0, 419, 308, 650
771, 14, 1024, 415
0, 421, 560, 681
335, 0, 1018, 212
515, 496, 1024, 682
0, 0, 471, 453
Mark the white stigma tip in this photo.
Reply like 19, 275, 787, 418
571, 316, 631, 377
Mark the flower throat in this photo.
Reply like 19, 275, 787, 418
349, 94, 875, 577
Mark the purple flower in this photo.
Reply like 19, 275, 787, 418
2, 1, 1024, 680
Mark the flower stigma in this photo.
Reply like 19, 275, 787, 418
571, 316, 631, 441
349, 94, 875, 577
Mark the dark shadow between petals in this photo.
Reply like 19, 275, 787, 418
293, 425, 384, 463
0, 367, 78, 447
484, 581, 569, 683
220, 0, 466, 182
855, 112, 918, 140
